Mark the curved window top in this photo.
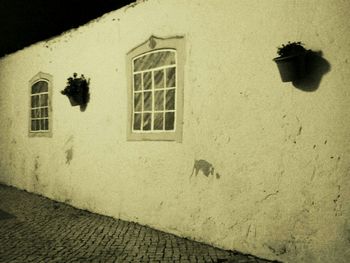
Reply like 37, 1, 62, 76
31, 80, 48, 94
133, 49, 176, 72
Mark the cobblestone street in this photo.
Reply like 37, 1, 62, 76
0, 184, 276, 263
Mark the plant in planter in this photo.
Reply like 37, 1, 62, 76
61, 73, 90, 107
273, 41, 308, 82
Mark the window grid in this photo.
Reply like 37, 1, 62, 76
30, 86, 49, 132
132, 49, 177, 133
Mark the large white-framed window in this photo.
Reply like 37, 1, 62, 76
126, 36, 185, 142
29, 72, 53, 137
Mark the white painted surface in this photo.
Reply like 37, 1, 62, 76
0, 1, 349, 262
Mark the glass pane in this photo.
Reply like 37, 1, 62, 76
154, 69, 164, 89
134, 93, 142, 112
31, 95, 39, 108
35, 109, 41, 118
41, 119, 46, 130
40, 94, 48, 106
165, 112, 175, 130
143, 72, 152, 90
143, 91, 152, 111
43, 108, 49, 118
44, 119, 49, 130
143, 113, 152, 131
153, 113, 164, 130
134, 51, 176, 71
133, 73, 142, 91
31, 120, 36, 131
31, 81, 48, 94
31, 110, 35, 118
133, 113, 141, 130
166, 67, 176, 87
35, 120, 41, 131
154, 90, 164, 111
166, 89, 175, 110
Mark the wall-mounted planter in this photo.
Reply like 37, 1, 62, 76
61, 73, 90, 107
273, 42, 307, 82
273, 53, 306, 82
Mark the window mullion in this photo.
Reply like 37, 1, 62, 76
141, 72, 144, 131
151, 70, 155, 132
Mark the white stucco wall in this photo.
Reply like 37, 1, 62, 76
1, 0, 349, 262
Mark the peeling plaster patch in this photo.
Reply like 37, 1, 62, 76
65, 147, 74, 165
33, 156, 40, 187
191, 159, 214, 177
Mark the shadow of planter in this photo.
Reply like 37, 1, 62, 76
292, 51, 331, 92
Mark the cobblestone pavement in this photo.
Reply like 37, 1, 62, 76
0, 184, 276, 263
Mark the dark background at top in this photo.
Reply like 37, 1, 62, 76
0, 0, 135, 58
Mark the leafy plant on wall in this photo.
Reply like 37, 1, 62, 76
61, 73, 90, 111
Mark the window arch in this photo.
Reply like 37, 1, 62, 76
29, 72, 53, 137
126, 36, 185, 142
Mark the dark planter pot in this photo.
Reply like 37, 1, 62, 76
67, 94, 83, 106
273, 52, 306, 82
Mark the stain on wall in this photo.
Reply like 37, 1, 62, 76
191, 159, 214, 177
65, 148, 73, 165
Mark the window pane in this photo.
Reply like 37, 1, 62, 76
154, 69, 164, 89
143, 113, 152, 130
41, 108, 48, 118
31, 95, 39, 108
40, 94, 48, 106
143, 72, 152, 90
166, 67, 176, 87
31, 110, 35, 118
133, 113, 141, 130
35, 120, 41, 131
44, 119, 49, 130
165, 112, 175, 130
154, 90, 164, 111
41, 119, 46, 131
134, 93, 142, 112
31, 120, 36, 131
134, 73, 142, 91
134, 51, 176, 71
31, 81, 48, 94
43, 108, 49, 118
35, 109, 41, 118
143, 91, 152, 111
153, 113, 164, 130
166, 89, 175, 110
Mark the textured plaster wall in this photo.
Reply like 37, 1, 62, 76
0, 0, 350, 262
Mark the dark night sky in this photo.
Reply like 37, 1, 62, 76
0, 0, 135, 58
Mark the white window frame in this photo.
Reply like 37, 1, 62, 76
28, 72, 53, 137
126, 35, 185, 142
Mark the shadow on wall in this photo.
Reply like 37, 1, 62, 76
292, 51, 331, 92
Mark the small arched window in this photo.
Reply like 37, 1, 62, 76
29, 72, 52, 137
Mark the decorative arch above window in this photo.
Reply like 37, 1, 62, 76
29, 72, 53, 137
126, 35, 185, 142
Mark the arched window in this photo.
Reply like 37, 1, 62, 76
127, 36, 185, 142
29, 72, 52, 137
